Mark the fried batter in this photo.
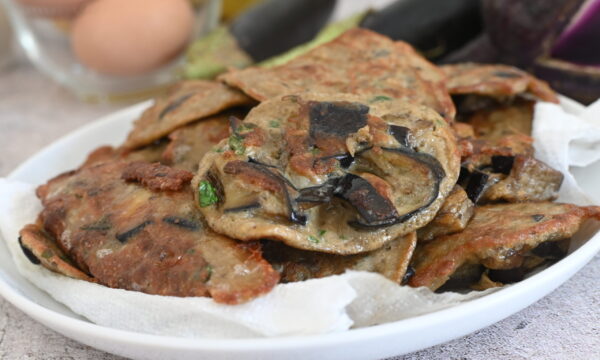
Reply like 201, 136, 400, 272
263, 232, 417, 283
161, 114, 231, 172
482, 155, 564, 203
220, 28, 455, 122
409, 202, 600, 290
124, 80, 253, 149
35, 161, 279, 304
442, 63, 559, 103
194, 94, 460, 255
19, 223, 94, 281
417, 186, 475, 242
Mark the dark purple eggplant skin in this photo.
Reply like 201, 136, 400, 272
361, 0, 483, 61
230, 0, 336, 62
491, 155, 515, 175
309, 101, 369, 139
482, 0, 585, 68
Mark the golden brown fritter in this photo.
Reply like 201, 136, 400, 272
35, 161, 279, 304
18, 223, 94, 282
193, 94, 460, 255
124, 80, 253, 149
220, 28, 456, 122
417, 186, 475, 241
409, 202, 600, 290
263, 232, 416, 283
442, 63, 559, 103
161, 114, 231, 172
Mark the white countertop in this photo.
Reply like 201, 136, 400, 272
1, 59, 599, 360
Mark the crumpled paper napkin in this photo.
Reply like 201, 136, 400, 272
0, 98, 599, 338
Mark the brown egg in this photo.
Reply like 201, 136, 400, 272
71, 0, 194, 76
17, 0, 92, 18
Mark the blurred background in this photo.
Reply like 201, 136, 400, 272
1, 0, 598, 104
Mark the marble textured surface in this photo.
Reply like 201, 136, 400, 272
1, 61, 599, 360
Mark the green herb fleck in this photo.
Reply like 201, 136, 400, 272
198, 180, 219, 207
213, 147, 224, 153
318, 229, 327, 237
41, 249, 53, 259
340, 235, 347, 240
310, 147, 321, 155
369, 95, 392, 103
204, 264, 213, 282
229, 133, 245, 155
269, 120, 280, 128
308, 235, 320, 244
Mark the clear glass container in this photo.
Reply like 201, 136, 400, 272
1, 0, 221, 102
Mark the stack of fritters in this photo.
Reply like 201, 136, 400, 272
19, 29, 600, 304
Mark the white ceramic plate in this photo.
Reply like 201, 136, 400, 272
1, 99, 599, 360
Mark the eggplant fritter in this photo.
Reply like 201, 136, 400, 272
417, 186, 475, 241
409, 202, 600, 290
263, 232, 417, 283
19, 223, 94, 282
82, 140, 169, 167
34, 161, 279, 304
482, 155, 564, 203
466, 100, 535, 140
442, 63, 559, 103
193, 94, 460, 255
161, 114, 231, 172
220, 28, 456, 122
124, 80, 253, 150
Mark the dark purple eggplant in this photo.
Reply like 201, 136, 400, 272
309, 101, 369, 139
333, 174, 400, 228
231, 0, 336, 62
388, 125, 413, 148
491, 155, 515, 175
361, 0, 483, 61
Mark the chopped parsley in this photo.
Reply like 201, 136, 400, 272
308, 235, 320, 244
269, 120, 280, 128
369, 95, 392, 103
228, 133, 245, 155
41, 249, 53, 259
198, 180, 219, 207
310, 147, 321, 155
308, 230, 327, 244
340, 235, 347, 240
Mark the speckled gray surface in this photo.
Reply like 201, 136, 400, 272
1, 61, 599, 360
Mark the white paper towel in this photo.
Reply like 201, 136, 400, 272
1, 99, 599, 339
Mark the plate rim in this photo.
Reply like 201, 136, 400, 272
1, 96, 598, 354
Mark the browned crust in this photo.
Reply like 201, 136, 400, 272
123, 80, 253, 150
19, 222, 94, 282
409, 203, 600, 290
35, 160, 279, 304
442, 63, 559, 103
220, 28, 455, 122
121, 161, 193, 192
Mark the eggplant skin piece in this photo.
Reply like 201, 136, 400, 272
230, 0, 336, 63
194, 93, 460, 255
409, 202, 600, 290
263, 232, 417, 284
34, 160, 279, 304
